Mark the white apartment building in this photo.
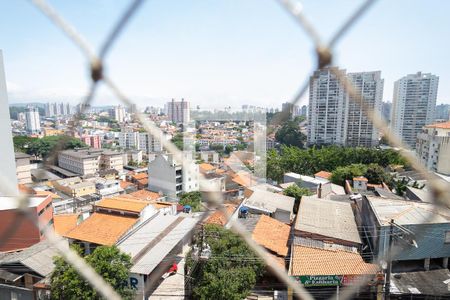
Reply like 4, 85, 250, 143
308, 68, 347, 146
391, 72, 439, 149
15, 152, 32, 184
346, 71, 384, 147
118, 130, 163, 154
58, 149, 124, 176
416, 121, 450, 175
109, 105, 126, 123
25, 106, 41, 134
148, 153, 198, 201
167, 98, 190, 124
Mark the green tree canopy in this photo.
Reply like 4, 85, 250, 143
283, 183, 313, 213
14, 135, 87, 160
179, 191, 202, 212
267, 145, 408, 183
189, 225, 265, 300
331, 164, 367, 186
275, 120, 306, 148
171, 133, 184, 150
50, 245, 134, 300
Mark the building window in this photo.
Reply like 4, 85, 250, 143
445, 231, 450, 243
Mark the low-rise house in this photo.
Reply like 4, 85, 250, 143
117, 212, 198, 299
353, 176, 368, 190
92, 177, 123, 198
0, 240, 69, 299
0, 196, 53, 252
64, 197, 157, 253
289, 237, 378, 290
358, 195, 450, 270
314, 170, 332, 181
283, 172, 328, 192
53, 177, 96, 198
251, 215, 290, 267
240, 189, 295, 224
295, 196, 362, 248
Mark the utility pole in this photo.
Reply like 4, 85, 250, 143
385, 219, 394, 300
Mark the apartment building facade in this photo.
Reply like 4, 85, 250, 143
346, 71, 383, 147
391, 72, 439, 149
308, 68, 347, 146
15, 152, 32, 184
148, 153, 198, 201
58, 149, 124, 176
119, 130, 162, 154
416, 121, 450, 175
167, 98, 190, 124
25, 106, 41, 134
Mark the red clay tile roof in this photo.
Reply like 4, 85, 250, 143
199, 163, 215, 173
204, 204, 236, 226
132, 173, 148, 180
120, 181, 134, 189
353, 176, 368, 182
54, 214, 79, 235
314, 171, 332, 179
426, 121, 450, 129
95, 197, 150, 213
137, 178, 148, 186
130, 190, 161, 201
34, 190, 61, 199
290, 245, 379, 276
18, 184, 34, 194
65, 213, 138, 245
252, 215, 290, 257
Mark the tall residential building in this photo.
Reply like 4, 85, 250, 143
118, 129, 162, 153
345, 71, 384, 147
109, 105, 126, 123
391, 72, 439, 149
300, 105, 308, 117
167, 98, 190, 124
308, 67, 347, 146
416, 121, 450, 175
281, 102, 301, 117
44, 102, 55, 117
381, 101, 392, 124
25, 106, 41, 134
80, 135, 102, 149
435, 104, 450, 121
0, 51, 19, 195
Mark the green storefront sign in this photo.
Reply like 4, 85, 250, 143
294, 275, 342, 287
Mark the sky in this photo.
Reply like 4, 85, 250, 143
0, 0, 449, 109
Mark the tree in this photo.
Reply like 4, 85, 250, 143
266, 145, 408, 182
179, 191, 202, 212
283, 184, 313, 213
189, 225, 264, 300
51, 245, 134, 300
391, 177, 409, 196
275, 120, 306, 148
331, 164, 367, 186
364, 163, 392, 184
224, 144, 234, 155
172, 133, 184, 150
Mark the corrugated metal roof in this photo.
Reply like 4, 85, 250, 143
117, 213, 198, 275
0, 240, 68, 277
367, 196, 450, 226
244, 189, 294, 214
296, 196, 362, 244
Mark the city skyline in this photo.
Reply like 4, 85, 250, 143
0, 0, 449, 108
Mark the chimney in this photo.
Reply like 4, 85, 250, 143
317, 183, 322, 199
